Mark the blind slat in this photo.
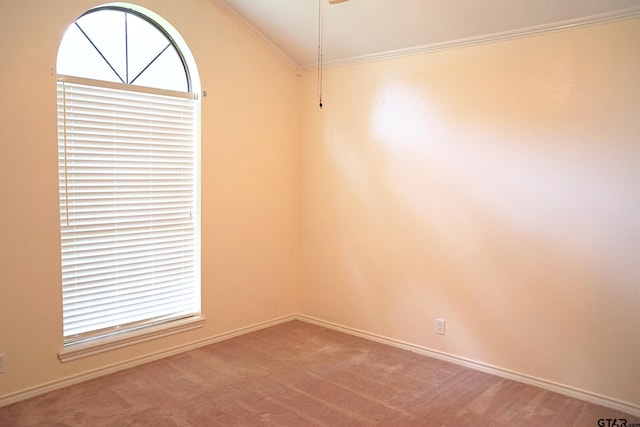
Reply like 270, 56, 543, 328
58, 80, 200, 344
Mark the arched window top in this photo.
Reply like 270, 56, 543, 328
57, 6, 190, 93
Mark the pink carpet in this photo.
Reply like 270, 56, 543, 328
1, 320, 637, 426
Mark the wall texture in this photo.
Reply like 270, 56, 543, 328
0, 0, 299, 399
299, 19, 640, 408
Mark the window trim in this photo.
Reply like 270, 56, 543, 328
58, 315, 205, 362
57, 74, 198, 100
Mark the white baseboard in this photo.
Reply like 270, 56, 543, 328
0, 314, 296, 408
295, 314, 640, 418
3, 313, 638, 418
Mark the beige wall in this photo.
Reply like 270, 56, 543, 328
299, 19, 640, 407
1, 0, 638, 411
0, 0, 299, 397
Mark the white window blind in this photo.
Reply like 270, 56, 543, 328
57, 77, 200, 345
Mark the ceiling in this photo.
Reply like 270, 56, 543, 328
212, 0, 640, 72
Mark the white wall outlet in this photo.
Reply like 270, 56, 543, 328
0, 354, 4, 373
436, 319, 446, 335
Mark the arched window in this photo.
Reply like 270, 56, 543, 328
56, 5, 202, 356
57, 6, 190, 92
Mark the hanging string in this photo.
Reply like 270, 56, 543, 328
317, 0, 324, 109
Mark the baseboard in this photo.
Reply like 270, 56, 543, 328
3, 313, 638, 417
296, 314, 640, 418
0, 314, 297, 408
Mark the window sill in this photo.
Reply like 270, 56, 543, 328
58, 316, 206, 363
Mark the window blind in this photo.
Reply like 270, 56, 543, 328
57, 78, 200, 345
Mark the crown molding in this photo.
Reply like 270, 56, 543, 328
299, 5, 640, 73
208, 0, 302, 74
207, 1, 640, 75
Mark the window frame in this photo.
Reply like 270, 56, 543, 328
56, 4, 203, 361
58, 5, 193, 92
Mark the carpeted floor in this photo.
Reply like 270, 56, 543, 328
1, 320, 637, 426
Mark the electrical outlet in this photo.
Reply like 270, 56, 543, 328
0, 354, 4, 373
436, 319, 446, 335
